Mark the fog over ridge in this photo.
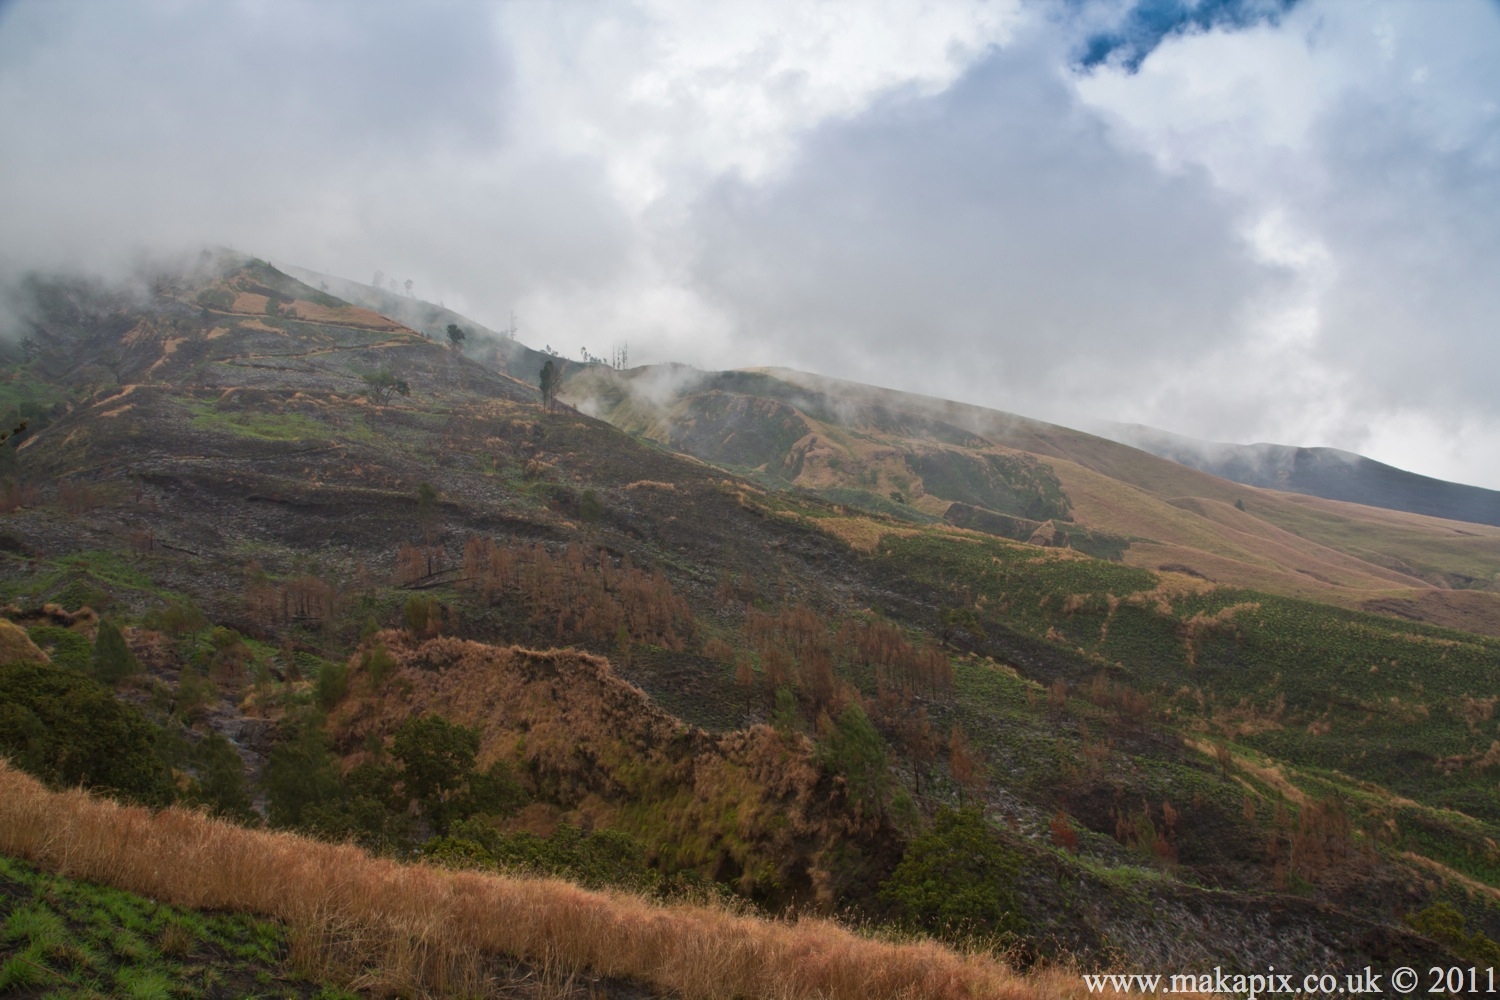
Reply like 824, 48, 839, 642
1, 0, 1497, 487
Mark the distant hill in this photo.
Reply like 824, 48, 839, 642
1101, 423, 1500, 529
563, 363, 1500, 630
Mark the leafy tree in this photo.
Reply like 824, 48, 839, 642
446, 323, 466, 351
879, 806, 1027, 938
0, 662, 175, 806
185, 730, 254, 823
816, 703, 891, 818
263, 715, 343, 829
361, 369, 411, 405
91, 618, 138, 684
539, 359, 558, 410
315, 657, 349, 710
392, 714, 481, 835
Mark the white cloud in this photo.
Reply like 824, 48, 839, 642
2, 0, 1498, 488
1069, 0, 1500, 486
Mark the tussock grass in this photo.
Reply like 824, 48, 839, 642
0, 760, 1083, 999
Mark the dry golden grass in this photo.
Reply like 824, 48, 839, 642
817, 515, 914, 554
0, 759, 1097, 1000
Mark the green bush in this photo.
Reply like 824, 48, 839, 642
316, 658, 349, 710
361, 642, 395, 690
92, 618, 139, 683
184, 730, 254, 823
0, 662, 174, 806
143, 599, 207, 636
815, 703, 891, 818
26, 625, 91, 673
878, 806, 1028, 939
263, 715, 342, 829
1407, 903, 1500, 967
578, 488, 604, 523
392, 714, 480, 835
404, 594, 430, 635
173, 666, 216, 721
427, 820, 665, 894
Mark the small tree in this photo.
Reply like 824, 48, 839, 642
539, 359, 558, 410
446, 323, 466, 351
392, 714, 481, 835
416, 481, 439, 542
879, 806, 1027, 939
362, 369, 411, 406
817, 703, 891, 819
950, 724, 987, 802
92, 618, 138, 684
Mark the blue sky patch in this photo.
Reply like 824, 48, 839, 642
1075, 0, 1302, 71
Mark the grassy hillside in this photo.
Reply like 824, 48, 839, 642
564, 364, 1500, 635
0, 761, 1058, 1000
0, 257, 1494, 983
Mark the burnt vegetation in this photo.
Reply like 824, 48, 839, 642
0, 256, 1495, 990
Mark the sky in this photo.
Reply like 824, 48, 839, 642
1, 0, 1498, 487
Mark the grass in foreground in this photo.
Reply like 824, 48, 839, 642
0, 853, 349, 999
0, 760, 1091, 1000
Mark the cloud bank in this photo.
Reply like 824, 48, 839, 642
1, 0, 1497, 487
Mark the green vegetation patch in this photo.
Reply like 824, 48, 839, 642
26, 624, 92, 673
0, 853, 346, 999
188, 400, 330, 443
0, 661, 175, 807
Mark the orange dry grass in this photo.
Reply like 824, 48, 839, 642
0, 761, 1058, 1000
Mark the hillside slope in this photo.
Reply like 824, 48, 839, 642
563, 364, 1500, 633
1104, 423, 1500, 528
2, 255, 1497, 977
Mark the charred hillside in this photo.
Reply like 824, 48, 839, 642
2, 257, 1499, 979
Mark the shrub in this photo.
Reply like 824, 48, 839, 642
392, 714, 480, 835
144, 599, 207, 636
404, 594, 432, 636
816, 703, 891, 818
1407, 903, 1500, 967
316, 658, 349, 710
92, 618, 138, 683
263, 715, 342, 829
361, 641, 396, 691
578, 488, 604, 523
173, 666, 216, 721
184, 730, 254, 823
26, 625, 91, 673
878, 806, 1027, 939
0, 662, 174, 806
428, 819, 665, 894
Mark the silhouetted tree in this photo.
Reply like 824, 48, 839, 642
539, 359, 558, 410
446, 323, 466, 351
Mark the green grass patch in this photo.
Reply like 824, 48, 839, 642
188, 401, 329, 443
0, 853, 335, 998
